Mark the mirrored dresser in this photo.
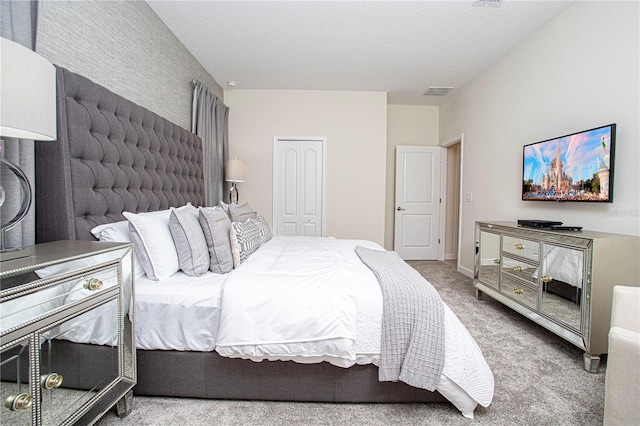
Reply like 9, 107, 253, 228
1, 241, 136, 425
474, 221, 640, 372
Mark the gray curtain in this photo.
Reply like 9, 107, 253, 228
1, 0, 38, 247
191, 81, 229, 206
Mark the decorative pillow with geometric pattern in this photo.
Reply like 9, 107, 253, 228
255, 215, 272, 245
229, 218, 261, 267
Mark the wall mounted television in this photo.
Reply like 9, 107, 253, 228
522, 123, 616, 203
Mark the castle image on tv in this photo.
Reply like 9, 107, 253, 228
522, 124, 615, 202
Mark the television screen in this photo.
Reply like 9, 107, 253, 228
522, 123, 616, 202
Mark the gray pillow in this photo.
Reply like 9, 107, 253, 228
169, 207, 210, 277
219, 200, 231, 218
229, 202, 257, 223
199, 207, 234, 274
230, 218, 261, 267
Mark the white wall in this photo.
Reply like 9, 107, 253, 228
385, 105, 439, 249
224, 90, 388, 245
439, 1, 640, 274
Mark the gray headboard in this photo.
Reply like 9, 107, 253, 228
36, 66, 204, 243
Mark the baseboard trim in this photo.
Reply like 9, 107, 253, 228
458, 264, 473, 278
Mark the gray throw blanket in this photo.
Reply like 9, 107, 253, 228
355, 246, 445, 391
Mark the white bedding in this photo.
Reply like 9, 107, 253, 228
135, 270, 227, 351
215, 236, 494, 418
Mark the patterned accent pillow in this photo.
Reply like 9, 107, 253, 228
255, 215, 272, 245
229, 218, 261, 267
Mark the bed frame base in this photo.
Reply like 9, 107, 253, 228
135, 350, 446, 403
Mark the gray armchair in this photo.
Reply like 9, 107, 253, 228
603, 285, 640, 425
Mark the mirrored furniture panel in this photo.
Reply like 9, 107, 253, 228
1, 241, 136, 425
474, 221, 640, 372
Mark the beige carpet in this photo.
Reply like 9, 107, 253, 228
96, 261, 605, 425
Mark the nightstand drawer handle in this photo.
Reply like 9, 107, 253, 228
542, 275, 553, 283
513, 266, 524, 273
83, 278, 104, 291
41, 373, 64, 390
515, 243, 525, 250
493, 259, 500, 265
4, 393, 33, 411
513, 288, 523, 295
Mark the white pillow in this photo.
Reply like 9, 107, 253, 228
122, 205, 194, 281
90, 220, 145, 277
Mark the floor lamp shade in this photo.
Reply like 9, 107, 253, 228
0, 37, 57, 259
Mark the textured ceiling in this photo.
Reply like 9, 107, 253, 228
147, 1, 572, 105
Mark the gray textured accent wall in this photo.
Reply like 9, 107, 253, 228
36, 0, 223, 130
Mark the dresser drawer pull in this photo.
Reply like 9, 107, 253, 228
513, 288, 523, 295
41, 373, 64, 390
541, 275, 553, 283
514, 243, 525, 250
493, 259, 500, 265
513, 266, 524, 273
83, 278, 104, 291
4, 393, 33, 411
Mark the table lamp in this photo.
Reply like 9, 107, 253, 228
225, 158, 246, 204
1, 37, 57, 261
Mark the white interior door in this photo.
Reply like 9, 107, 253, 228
274, 138, 325, 237
394, 146, 442, 260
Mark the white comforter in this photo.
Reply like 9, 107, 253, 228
216, 236, 494, 418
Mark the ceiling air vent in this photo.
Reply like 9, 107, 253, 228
473, 0, 503, 7
423, 86, 455, 96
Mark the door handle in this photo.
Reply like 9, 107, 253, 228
396, 207, 405, 211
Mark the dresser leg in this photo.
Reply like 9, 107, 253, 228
475, 288, 483, 300
583, 352, 600, 373
116, 390, 134, 418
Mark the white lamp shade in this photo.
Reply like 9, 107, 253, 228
1, 37, 57, 141
225, 158, 246, 182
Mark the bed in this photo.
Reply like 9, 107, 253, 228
34, 66, 493, 418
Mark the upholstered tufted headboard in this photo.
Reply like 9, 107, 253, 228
36, 66, 204, 243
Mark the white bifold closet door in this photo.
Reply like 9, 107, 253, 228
273, 138, 325, 237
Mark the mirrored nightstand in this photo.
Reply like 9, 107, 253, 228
1, 241, 136, 425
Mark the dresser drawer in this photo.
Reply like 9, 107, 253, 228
501, 257, 537, 285
501, 274, 538, 310
503, 235, 539, 261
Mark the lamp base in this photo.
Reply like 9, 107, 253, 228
229, 183, 239, 204
0, 246, 32, 262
